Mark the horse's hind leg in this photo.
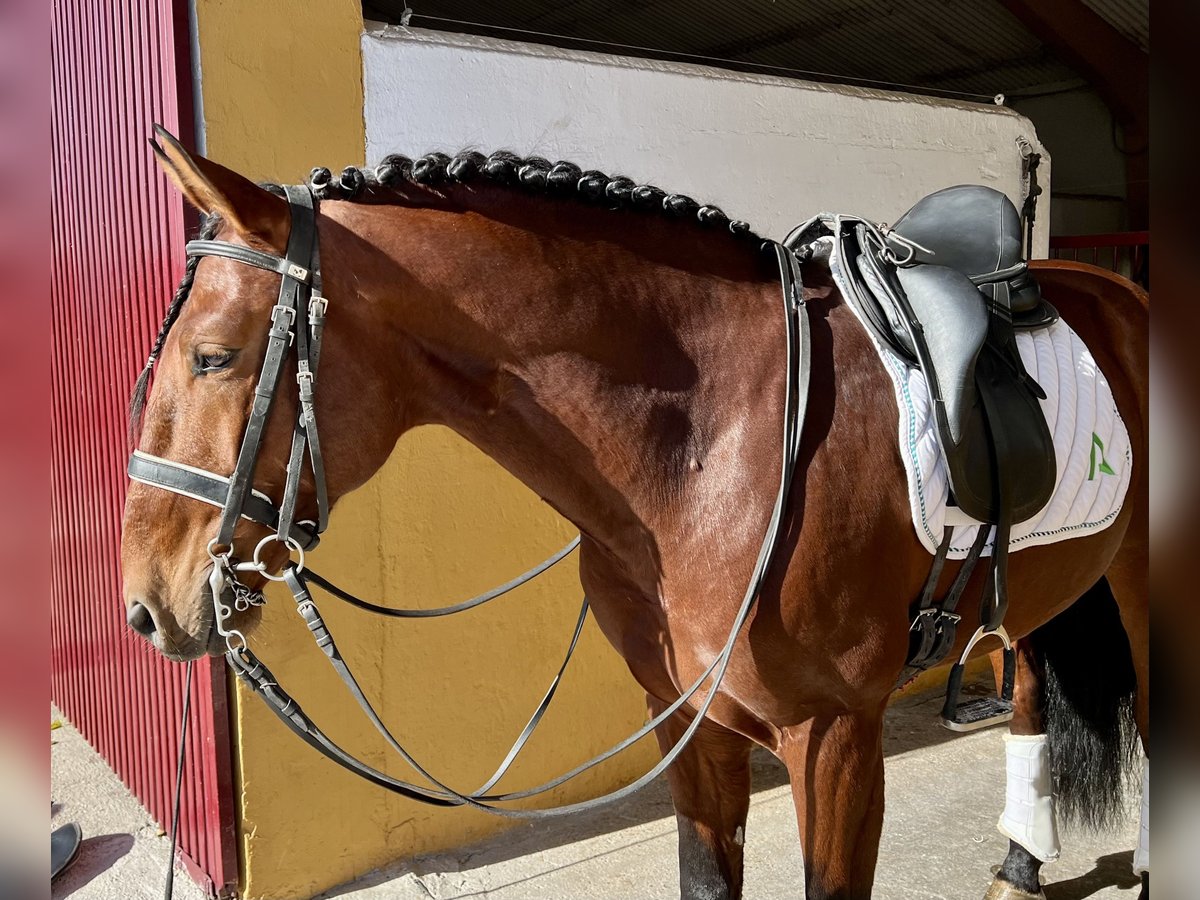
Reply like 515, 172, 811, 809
986, 640, 1055, 900
649, 694, 753, 900
1106, 542, 1150, 898
778, 705, 887, 900
993, 575, 1145, 899
1106, 542, 1149, 752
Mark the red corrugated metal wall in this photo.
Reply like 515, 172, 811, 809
50, 0, 237, 894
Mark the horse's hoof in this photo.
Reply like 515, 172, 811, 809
984, 878, 1046, 900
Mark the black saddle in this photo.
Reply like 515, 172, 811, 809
786, 185, 1060, 730
820, 185, 1057, 525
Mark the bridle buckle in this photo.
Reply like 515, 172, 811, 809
271, 304, 297, 329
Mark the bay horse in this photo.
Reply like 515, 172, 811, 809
121, 133, 1148, 899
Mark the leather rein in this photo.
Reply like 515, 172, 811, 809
129, 184, 812, 817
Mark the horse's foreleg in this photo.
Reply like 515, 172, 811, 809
779, 705, 886, 900
649, 694, 753, 900
987, 640, 1055, 900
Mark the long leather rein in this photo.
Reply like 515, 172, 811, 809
129, 184, 812, 817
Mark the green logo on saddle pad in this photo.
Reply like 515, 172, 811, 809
1089, 433, 1116, 480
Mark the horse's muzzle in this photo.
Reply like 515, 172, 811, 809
125, 590, 221, 661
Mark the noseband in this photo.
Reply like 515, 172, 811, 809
129, 184, 812, 817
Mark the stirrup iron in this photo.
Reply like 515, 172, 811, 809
940, 625, 1015, 732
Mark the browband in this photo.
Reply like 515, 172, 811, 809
186, 240, 312, 284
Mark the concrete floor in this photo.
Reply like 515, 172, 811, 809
51, 682, 1142, 900
50, 709, 207, 900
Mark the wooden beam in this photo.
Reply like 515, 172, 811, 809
1000, 0, 1147, 127
1001, 0, 1148, 229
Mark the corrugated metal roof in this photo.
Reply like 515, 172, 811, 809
368, 0, 1147, 101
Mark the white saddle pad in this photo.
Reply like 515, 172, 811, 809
826, 253, 1132, 558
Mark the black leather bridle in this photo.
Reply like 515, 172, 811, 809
129, 184, 812, 817
129, 184, 329, 635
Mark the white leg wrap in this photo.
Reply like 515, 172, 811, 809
1132, 758, 1149, 876
997, 734, 1061, 863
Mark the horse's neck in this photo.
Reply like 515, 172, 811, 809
342, 198, 783, 590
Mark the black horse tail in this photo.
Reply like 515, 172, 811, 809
1030, 576, 1140, 830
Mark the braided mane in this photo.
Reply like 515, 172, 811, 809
130, 151, 769, 439
308, 149, 766, 246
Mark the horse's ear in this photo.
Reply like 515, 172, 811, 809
150, 125, 289, 249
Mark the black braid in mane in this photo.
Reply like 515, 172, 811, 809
307, 149, 767, 247
130, 155, 766, 441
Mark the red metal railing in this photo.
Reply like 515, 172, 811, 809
1049, 231, 1149, 287
50, 0, 236, 894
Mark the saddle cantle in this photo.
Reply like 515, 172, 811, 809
785, 185, 1060, 730
888, 184, 1056, 324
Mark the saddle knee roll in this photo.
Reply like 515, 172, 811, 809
997, 733, 1061, 863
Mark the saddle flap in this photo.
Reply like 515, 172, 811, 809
973, 347, 1058, 523
894, 264, 989, 446
895, 264, 1055, 524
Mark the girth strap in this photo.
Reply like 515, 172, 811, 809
903, 523, 990, 677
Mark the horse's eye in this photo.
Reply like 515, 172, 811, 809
194, 348, 236, 373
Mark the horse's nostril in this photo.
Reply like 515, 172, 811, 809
126, 601, 157, 638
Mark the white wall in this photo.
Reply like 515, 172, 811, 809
363, 27, 1050, 255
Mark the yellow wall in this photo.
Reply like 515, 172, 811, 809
194, 3, 659, 897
